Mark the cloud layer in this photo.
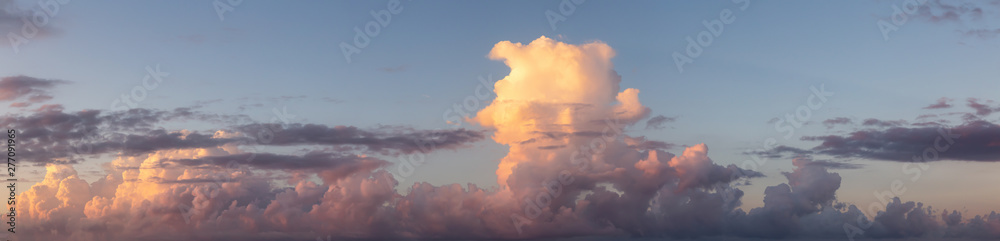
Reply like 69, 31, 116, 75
11, 37, 1000, 241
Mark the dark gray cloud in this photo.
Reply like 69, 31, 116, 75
745, 145, 812, 159
236, 123, 485, 155
924, 97, 954, 109
626, 136, 675, 150
800, 159, 863, 170
164, 151, 389, 183
862, 118, 908, 128
112, 130, 238, 155
644, 115, 676, 130
0, 106, 231, 163
802, 120, 1000, 162
822, 117, 852, 129
0, 76, 67, 106
166, 152, 385, 170
2, 105, 485, 164
729, 158, 846, 238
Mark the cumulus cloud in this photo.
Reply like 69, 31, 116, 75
12, 36, 1000, 241
472, 36, 651, 186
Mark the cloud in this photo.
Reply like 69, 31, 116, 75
914, 0, 985, 23
967, 98, 999, 116
472, 36, 651, 186
379, 65, 407, 73
12, 36, 1000, 241
163, 151, 389, 183
802, 120, 1000, 162
745, 145, 812, 159
0, 105, 485, 164
0, 106, 227, 163
625, 135, 675, 150
912, 0, 1000, 39
798, 159, 863, 170
644, 115, 676, 130
822, 117, 852, 129
963, 28, 1000, 38
0, 1, 60, 43
235, 123, 486, 155
0, 75, 67, 106
861, 118, 908, 128
924, 97, 954, 109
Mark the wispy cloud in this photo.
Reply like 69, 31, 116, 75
0, 75, 67, 107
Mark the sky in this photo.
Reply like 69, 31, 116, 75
0, 0, 999, 240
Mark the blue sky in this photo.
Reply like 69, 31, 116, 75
2, 1, 1000, 240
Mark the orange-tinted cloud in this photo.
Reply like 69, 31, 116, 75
11, 36, 1000, 241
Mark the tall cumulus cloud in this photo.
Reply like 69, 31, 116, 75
12, 36, 1000, 241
